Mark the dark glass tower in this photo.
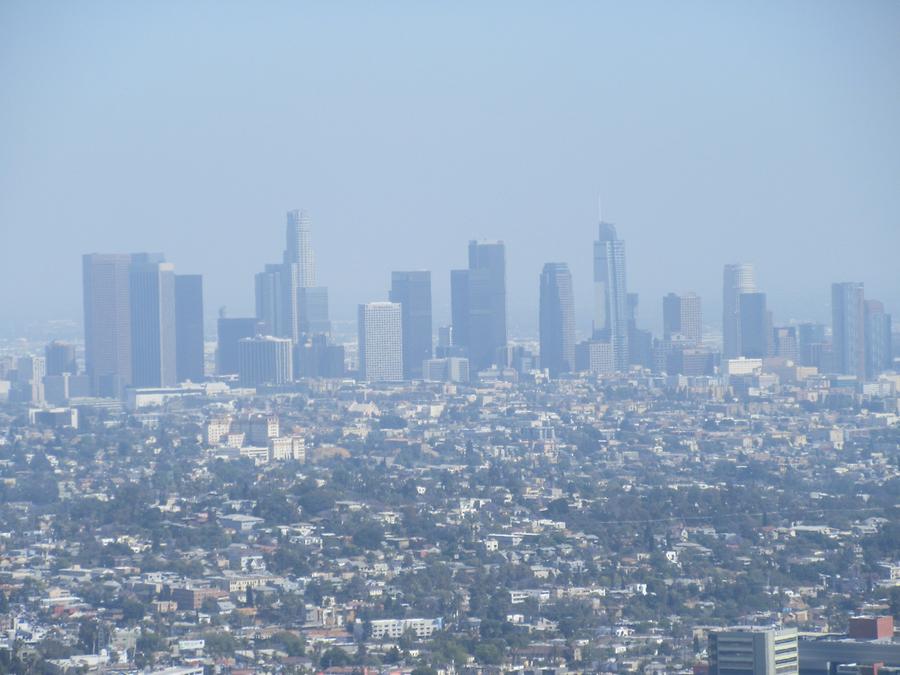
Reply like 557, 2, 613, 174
217, 317, 260, 375
390, 271, 432, 379
539, 262, 575, 376
738, 292, 770, 359
832, 282, 865, 377
175, 274, 204, 382
451, 241, 507, 372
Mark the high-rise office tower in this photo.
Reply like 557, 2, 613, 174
451, 241, 507, 372
45, 341, 77, 376
390, 271, 433, 379
593, 222, 629, 371
295, 333, 345, 379
539, 263, 575, 376
82, 253, 133, 397
15, 356, 46, 403
773, 326, 799, 362
626, 293, 653, 368
832, 282, 866, 377
255, 263, 283, 336
129, 254, 177, 388
217, 317, 260, 375
662, 293, 702, 345
298, 286, 331, 336
723, 263, 756, 359
708, 627, 798, 675
285, 208, 316, 287
358, 302, 403, 382
175, 274, 204, 382
238, 336, 293, 386
865, 299, 892, 379
738, 292, 770, 359
798, 322, 828, 368
280, 209, 318, 342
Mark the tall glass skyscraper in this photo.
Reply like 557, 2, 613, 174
82, 253, 133, 397
390, 271, 433, 379
451, 241, 507, 373
832, 281, 866, 377
256, 209, 329, 343
722, 263, 756, 359
175, 274, 204, 382
593, 222, 629, 372
539, 262, 575, 376
865, 300, 893, 379
129, 253, 177, 388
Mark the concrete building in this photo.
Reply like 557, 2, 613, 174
237, 336, 293, 386
358, 302, 403, 382
709, 627, 799, 675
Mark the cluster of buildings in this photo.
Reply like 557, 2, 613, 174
0, 205, 897, 674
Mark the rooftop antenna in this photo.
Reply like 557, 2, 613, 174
598, 194, 603, 223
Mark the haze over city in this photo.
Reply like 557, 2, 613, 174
2, 1, 899, 334
1, 4, 900, 675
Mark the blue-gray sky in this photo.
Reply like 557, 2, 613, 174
2, 1, 899, 337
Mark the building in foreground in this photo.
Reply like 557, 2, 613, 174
237, 336, 293, 386
358, 302, 403, 382
708, 626, 798, 675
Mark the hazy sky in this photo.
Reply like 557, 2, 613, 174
2, 1, 899, 338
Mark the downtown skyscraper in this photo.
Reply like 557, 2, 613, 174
175, 274, 204, 382
593, 221, 629, 372
389, 271, 433, 379
539, 263, 575, 376
831, 282, 866, 378
84, 252, 204, 396
358, 302, 403, 382
722, 263, 756, 359
82, 253, 133, 397
256, 209, 329, 343
662, 292, 702, 346
129, 253, 177, 388
451, 241, 507, 373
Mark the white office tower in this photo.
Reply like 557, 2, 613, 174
285, 209, 316, 288
237, 336, 293, 386
358, 302, 403, 382
16, 356, 46, 403
708, 627, 798, 675
723, 263, 757, 359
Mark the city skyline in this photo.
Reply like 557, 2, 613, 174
3, 3, 899, 332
